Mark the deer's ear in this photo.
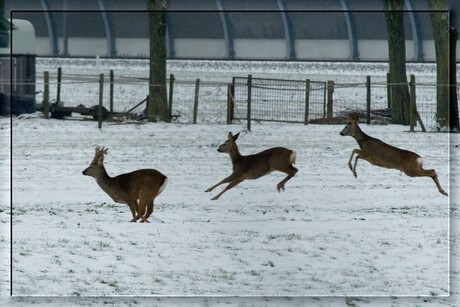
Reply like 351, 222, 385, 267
228, 132, 234, 140
96, 155, 104, 165
348, 113, 358, 123
233, 132, 240, 141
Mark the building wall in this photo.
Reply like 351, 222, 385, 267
4, 0, 460, 61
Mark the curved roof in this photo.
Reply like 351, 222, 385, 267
4, 0, 460, 61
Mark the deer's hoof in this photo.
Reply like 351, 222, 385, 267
211, 196, 219, 201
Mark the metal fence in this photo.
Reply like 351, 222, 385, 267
31, 67, 456, 131
229, 76, 327, 124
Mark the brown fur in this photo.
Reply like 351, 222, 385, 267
340, 114, 447, 196
83, 147, 168, 222
206, 132, 298, 200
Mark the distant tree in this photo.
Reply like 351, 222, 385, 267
147, 0, 169, 122
427, 0, 458, 130
383, 0, 410, 125
0, 0, 8, 31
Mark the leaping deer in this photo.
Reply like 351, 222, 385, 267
340, 113, 448, 196
83, 146, 168, 222
206, 132, 298, 200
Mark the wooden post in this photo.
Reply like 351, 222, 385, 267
98, 73, 104, 129
366, 75, 371, 124
168, 73, 174, 122
247, 74, 252, 131
43, 71, 49, 119
109, 69, 114, 115
193, 78, 200, 124
409, 74, 416, 132
227, 83, 234, 125
304, 79, 311, 125
326, 80, 334, 119
56, 67, 62, 103
387, 72, 392, 109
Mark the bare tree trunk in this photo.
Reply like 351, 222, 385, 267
427, 0, 450, 129
384, 0, 410, 125
147, 0, 168, 122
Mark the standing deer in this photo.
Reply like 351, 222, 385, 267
82, 146, 168, 222
340, 113, 448, 196
205, 132, 298, 200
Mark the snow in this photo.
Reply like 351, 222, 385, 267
0, 58, 459, 306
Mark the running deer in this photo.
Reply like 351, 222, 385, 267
205, 132, 298, 200
340, 113, 448, 196
82, 146, 168, 222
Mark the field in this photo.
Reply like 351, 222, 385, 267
0, 59, 459, 306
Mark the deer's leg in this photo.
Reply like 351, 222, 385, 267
140, 200, 154, 223
347, 150, 357, 171
351, 149, 371, 178
128, 200, 140, 222
277, 165, 298, 192
211, 179, 244, 200
206, 174, 239, 192
404, 168, 448, 196
133, 200, 146, 223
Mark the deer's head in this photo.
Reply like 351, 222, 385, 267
217, 132, 239, 153
82, 146, 108, 177
340, 113, 360, 137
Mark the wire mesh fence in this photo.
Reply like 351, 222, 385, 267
230, 76, 327, 124
27, 67, 458, 131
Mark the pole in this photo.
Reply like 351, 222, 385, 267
109, 69, 114, 116
168, 73, 174, 122
193, 78, 200, 124
43, 71, 49, 119
304, 79, 311, 125
326, 80, 334, 119
366, 75, 371, 124
409, 74, 416, 132
57, 67, 62, 103
247, 74, 252, 131
227, 83, 234, 125
98, 73, 104, 129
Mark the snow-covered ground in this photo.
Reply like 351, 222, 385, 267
0, 59, 459, 306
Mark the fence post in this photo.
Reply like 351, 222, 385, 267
387, 72, 392, 109
168, 73, 174, 122
304, 79, 311, 124
227, 83, 234, 125
193, 78, 200, 124
43, 71, 49, 119
326, 80, 334, 119
109, 69, 114, 117
98, 73, 104, 129
56, 67, 62, 103
247, 74, 252, 131
366, 75, 371, 124
409, 74, 416, 132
